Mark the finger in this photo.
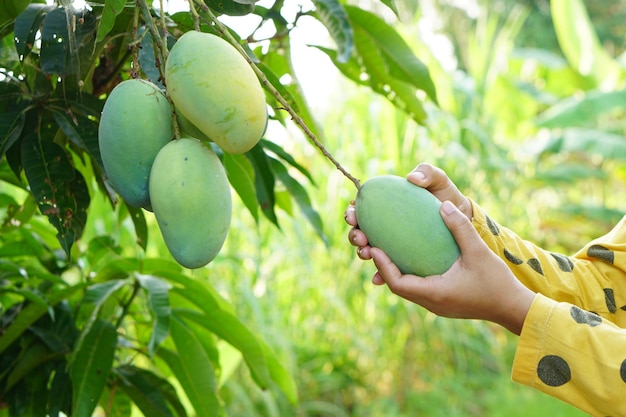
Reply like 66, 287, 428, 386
440, 201, 483, 257
357, 246, 373, 260
372, 272, 385, 285
344, 205, 357, 226
348, 228, 369, 247
370, 248, 400, 281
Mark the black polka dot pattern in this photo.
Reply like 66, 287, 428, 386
570, 305, 602, 327
620, 359, 626, 383
604, 288, 617, 313
504, 248, 523, 265
527, 258, 544, 275
588, 244, 615, 264
550, 253, 574, 272
537, 355, 571, 387
485, 215, 500, 236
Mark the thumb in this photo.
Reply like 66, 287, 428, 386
440, 200, 482, 256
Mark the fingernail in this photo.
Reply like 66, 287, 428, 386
442, 200, 456, 215
409, 171, 426, 181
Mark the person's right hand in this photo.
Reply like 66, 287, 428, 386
345, 163, 473, 260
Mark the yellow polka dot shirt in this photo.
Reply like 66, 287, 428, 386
471, 200, 626, 417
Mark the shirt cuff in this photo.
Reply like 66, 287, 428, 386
511, 293, 558, 386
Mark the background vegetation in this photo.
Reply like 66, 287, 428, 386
1, 0, 625, 416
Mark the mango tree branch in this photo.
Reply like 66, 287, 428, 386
191, 0, 361, 190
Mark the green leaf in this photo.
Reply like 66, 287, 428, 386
13, 3, 52, 59
21, 130, 90, 256
5, 341, 53, 391
40, 7, 69, 75
101, 385, 133, 417
136, 274, 171, 356
346, 5, 437, 103
127, 204, 149, 250
96, 0, 126, 42
536, 89, 626, 128
312, 0, 353, 63
268, 157, 326, 245
115, 365, 178, 417
261, 139, 315, 184
246, 143, 278, 226
52, 109, 103, 171
0, 111, 25, 159
223, 152, 259, 222
69, 319, 117, 417
163, 273, 271, 387
0, 284, 83, 355
551, 0, 621, 87
163, 315, 220, 417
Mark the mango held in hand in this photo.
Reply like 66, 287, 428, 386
98, 79, 173, 208
165, 30, 267, 154
355, 175, 460, 276
149, 138, 232, 269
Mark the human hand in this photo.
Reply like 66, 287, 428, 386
371, 200, 534, 335
345, 163, 472, 260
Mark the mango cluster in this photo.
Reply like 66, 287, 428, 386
98, 31, 267, 269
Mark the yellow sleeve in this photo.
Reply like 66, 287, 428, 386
512, 293, 626, 416
470, 199, 626, 326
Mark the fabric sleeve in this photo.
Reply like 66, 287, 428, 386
470, 199, 626, 326
512, 293, 626, 416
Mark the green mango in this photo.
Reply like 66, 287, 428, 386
149, 138, 232, 269
355, 175, 460, 276
165, 31, 267, 154
98, 78, 174, 208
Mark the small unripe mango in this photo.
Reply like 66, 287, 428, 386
98, 79, 173, 208
149, 138, 232, 269
355, 175, 460, 276
165, 31, 267, 154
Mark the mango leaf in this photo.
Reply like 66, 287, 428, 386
21, 131, 90, 256
115, 365, 179, 417
261, 139, 315, 184
535, 89, 626, 128
268, 157, 326, 245
49, 362, 73, 417
0, 111, 25, 159
136, 274, 171, 356
162, 272, 272, 389
352, 22, 427, 123
13, 3, 52, 59
379, 0, 399, 16
246, 143, 278, 226
52, 109, 103, 171
100, 385, 133, 417
164, 315, 220, 417
204, 0, 254, 16
312, 0, 353, 63
69, 319, 117, 417
223, 152, 259, 222
345, 5, 437, 104
126, 204, 149, 250
5, 341, 52, 391
5, 369, 48, 417
40, 7, 69, 75
551, 0, 621, 87
0, 284, 83, 355
534, 163, 608, 184
96, 0, 126, 42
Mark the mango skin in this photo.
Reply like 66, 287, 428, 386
149, 138, 232, 269
165, 31, 267, 154
355, 175, 460, 276
98, 79, 174, 208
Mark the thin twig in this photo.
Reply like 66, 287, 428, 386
192, 1, 361, 190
